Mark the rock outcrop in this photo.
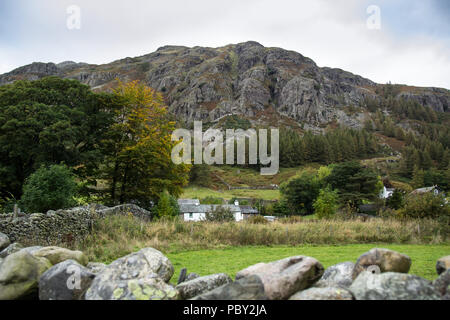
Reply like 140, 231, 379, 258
1, 42, 448, 130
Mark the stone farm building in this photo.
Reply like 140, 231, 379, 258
177, 199, 258, 222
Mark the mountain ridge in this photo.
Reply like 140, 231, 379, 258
1, 41, 449, 130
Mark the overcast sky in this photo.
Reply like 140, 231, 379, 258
1, 0, 449, 88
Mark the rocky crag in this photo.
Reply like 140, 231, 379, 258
1, 41, 448, 130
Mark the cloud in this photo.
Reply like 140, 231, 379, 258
0, 0, 449, 89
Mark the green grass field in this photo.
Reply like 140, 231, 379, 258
167, 244, 450, 284
181, 186, 280, 201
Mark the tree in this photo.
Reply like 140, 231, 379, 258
313, 188, 339, 219
0, 77, 114, 201
386, 189, 404, 210
153, 190, 180, 219
20, 164, 77, 213
279, 170, 320, 215
101, 80, 190, 206
205, 206, 235, 222
411, 165, 425, 189
325, 161, 382, 205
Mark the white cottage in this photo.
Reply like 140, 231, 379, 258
178, 201, 243, 222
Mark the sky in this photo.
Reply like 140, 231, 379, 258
0, 0, 449, 89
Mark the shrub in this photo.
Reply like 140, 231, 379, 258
205, 206, 235, 222
398, 193, 449, 222
246, 215, 268, 224
20, 164, 77, 213
313, 188, 339, 219
154, 191, 180, 219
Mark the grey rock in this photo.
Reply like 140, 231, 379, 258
0, 232, 10, 251
31, 246, 88, 266
86, 262, 107, 274
350, 272, 441, 300
192, 275, 268, 300
289, 286, 354, 300
433, 269, 450, 296
2, 42, 446, 129
352, 248, 411, 280
315, 262, 354, 288
84, 247, 177, 300
0, 242, 23, 258
0, 250, 52, 300
39, 260, 95, 300
186, 272, 200, 282
176, 273, 232, 299
235, 256, 324, 300
436, 256, 450, 275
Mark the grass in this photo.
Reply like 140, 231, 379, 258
167, 244, 450, 283
181, 186, 280, 201
69, 216, 449, 274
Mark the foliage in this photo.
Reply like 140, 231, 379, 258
386, 189, 405, 210
313, 188, 339, 219
246, 215, 269, 224
325, 161, 383, 205
0, 77, 114, 201
201, 196, 224, 205
398, 193, 450, 222
100, 80, 190, 206
20, 164, 77, 213
205, 205, 235, 222
189, 164, 212, 187
279, 127, 380, 167
153, 190, 180, 219
279, 170, 321, 215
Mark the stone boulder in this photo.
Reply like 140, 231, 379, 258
39, 260, 95, 300
0, 250, 52, 300
315, 262, 354, 288
235, 256, 324, 300
289, 286, 354, 300
0, 232, 10, 251
84, 247, 177, 300
31, 246, 88, 266
86, 276, 179, 300
436, 256, 450, 275
433, 269, 450, 297
0, 242, 23, 258
176, 273, 232, 299
186, 273, 200, 282
349, 272, 441, 300
352, 248, 411, 280
192, 275, 267, 300
86, 262, 107, 274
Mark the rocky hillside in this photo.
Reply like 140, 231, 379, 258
1, 41, 449, 129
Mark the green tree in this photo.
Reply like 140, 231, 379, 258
386, 189, 404, 210
205, 206, 235, 222
0, 77, 114, 201
20, 164, 77, 213
411, 165, 425, 189
279, 170, 320, 215
325, 161, 382, 205
153, 191, 180, 219
313, 188, 339, 219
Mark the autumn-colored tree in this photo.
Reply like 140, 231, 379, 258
101, 80, 189, 207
